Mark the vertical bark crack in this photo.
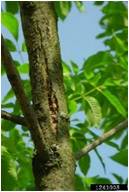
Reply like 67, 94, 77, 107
38, 23, 59, 135
20, 2, 75, 190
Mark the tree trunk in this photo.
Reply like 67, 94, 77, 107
20, 2, 75, 190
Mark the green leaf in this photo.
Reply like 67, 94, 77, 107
71, 61, 79, 74
121, 133, 128, 149
68, 100, 77, 114
94, 148, 106, 173
22, 80, 32, 100
2, 119, 15, 131
1, 12, 19, 40
1, 148, 17, 190
22, 41, 27, 52
18, 63, 29, 74
75, 2, 85, 12
70, 131, 87, 153
54, 2, 72, 20
95, 177, 112, 184
105, 141, 120, 151
5, 38, 16, 52
1, 65, 5, 75
102, 89, 127, 117
110, 149, 128, 166
2, 88, 14, 104
8, 160, 17, 180
84, 51, 113, 79
1, 103, 15, 109
113, 35, 127, 54
75, 175, 85, 190
60, 2, 72, 17
13, 100, 22, 115
112, 173, 123, 184
62, 61, 71, 76
104, 35, 127, 54
1, 146, 9, 156
85, 96, 102, 126
14, 60, 21, 67
83, 176, 99, 190
94, 1, 104, 6
102, 2, 127, 16
6, 1, 19, 14
79, 155, 90, 175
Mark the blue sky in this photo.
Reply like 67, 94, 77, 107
59, 2, 106, 66
58, 2, 127, 182
1, 1, 127, 183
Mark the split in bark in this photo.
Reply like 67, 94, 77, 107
1, 109, 127, 162
3, 2, 126, 190
20, 2, 75, 190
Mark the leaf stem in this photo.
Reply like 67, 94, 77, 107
74, 85, 101, 101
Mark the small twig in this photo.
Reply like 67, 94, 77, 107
75, 119, 128, 160
1, 35, 45, 153
1, 110, 26, 126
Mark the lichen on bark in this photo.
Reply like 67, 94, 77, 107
20, 2, 75, 190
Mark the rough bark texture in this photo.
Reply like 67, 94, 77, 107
20, 2, 75, 190
2, 35, 45, 154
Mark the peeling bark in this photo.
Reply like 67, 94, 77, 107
20, 2, 75, 190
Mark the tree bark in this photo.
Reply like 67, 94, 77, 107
20, 2, 75, 190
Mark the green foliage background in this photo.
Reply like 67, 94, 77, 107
1, 1, 128, 190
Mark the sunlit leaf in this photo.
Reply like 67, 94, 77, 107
75, 2, 85, 12
85, 96, 102, 126
22, 41, 27, 52
1, 12, 19, 40
8, 160, 17, 180
18, 63, 29, 74
68, 100, 77, 114
1, 146, 9, 156
54, 1, 72, 20
62, 61, 71, 76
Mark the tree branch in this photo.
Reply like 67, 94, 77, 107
1, 35, 45, 153
75, 119, 128, 160
1, 110, 26, 126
